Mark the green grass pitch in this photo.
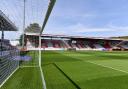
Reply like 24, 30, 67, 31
1, 51, 128, 89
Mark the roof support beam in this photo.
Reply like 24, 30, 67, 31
0, 10, 17, 31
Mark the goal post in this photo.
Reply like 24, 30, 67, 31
38, 0, 56, 89
39, 0, 56, 66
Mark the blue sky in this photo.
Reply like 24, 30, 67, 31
1, 0, 128, 39
44, 0, 128, 37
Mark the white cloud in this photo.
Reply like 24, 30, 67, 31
44, 23, 128, 36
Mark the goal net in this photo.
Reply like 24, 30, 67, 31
0, 39, 20, 85
0, 0, 48, 86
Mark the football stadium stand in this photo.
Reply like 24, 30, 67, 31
25, 33, 128, 51
93, 44, 104, 50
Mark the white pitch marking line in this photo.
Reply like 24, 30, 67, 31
39, 66, 47, 89
38, 45, 47, 89
86, 61, 128, 74
20, 66, 39, 68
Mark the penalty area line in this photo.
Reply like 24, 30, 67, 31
87, 61, 128, 74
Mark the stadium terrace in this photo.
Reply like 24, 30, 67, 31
25, 33, 128, 51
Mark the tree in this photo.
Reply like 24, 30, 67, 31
25, 23, 41, 33
19, 23, 41, 46
19, 34, 27, 46
19, 34, 23, 46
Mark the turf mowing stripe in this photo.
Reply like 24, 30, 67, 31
87, 61, 128, 74
42, 63, 77, 89
53, 63, 81, 89
0, 67, 19, 88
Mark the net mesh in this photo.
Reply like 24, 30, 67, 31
0, 39, 19, 85
0, 0, 49, 86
